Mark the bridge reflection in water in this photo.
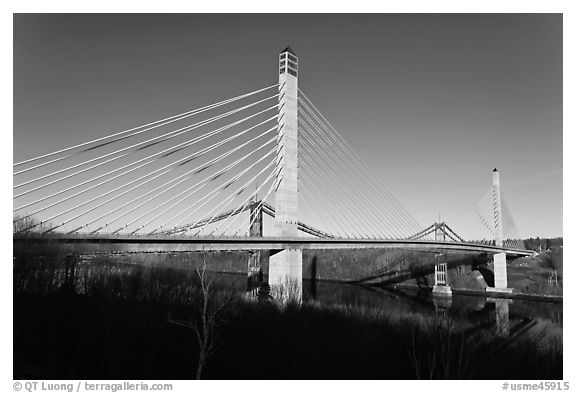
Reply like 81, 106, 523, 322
192, 270, 561, 342
306, 278, 560, 341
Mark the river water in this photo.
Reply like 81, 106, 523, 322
311, 279, 562, 339
210, 272, 562, 342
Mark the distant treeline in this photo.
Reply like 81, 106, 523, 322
523, 237, 563, 251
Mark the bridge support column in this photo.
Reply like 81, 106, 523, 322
492, 252, 508, 289
269, 248, 302, 301
489, 169, 511, 292
432, 225, 452, 297
247, 200, 264, 295
269, 46, 302, 302
432, 262, 452, 296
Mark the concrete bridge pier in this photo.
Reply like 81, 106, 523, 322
432, 226, 452, 297
269, 248, 303, 301
247, 200, 265, 295
432, 262, 452, 297
492, 252, 508, 289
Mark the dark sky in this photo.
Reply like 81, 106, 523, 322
13, 14, 562, 237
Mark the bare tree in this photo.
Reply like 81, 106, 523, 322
407, 316, 472, 379
168, 256, 234, 379
13, 214, 55, 236
270, 277, 302, 305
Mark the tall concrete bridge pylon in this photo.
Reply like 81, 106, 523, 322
268, 46, 303, 300
490, 168, 509, 291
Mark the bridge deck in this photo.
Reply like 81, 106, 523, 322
13, 234, 534, 257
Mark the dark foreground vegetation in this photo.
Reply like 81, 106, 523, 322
14, 252, 562, 380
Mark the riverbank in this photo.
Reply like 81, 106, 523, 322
387, 283, 562, 303
14, 288, 562, 380
91, 246, 563, 298
13, 258, 562, 380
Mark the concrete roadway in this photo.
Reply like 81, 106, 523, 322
13, 234, 535, 257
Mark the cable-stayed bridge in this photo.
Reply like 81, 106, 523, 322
13, 47, 533, 298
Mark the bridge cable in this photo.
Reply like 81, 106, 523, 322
299, 156, 362, 238
125, 134, 278, 235
156, 148, 276, 234
298, 90, 423, 235
70, 122, 277, 234
13, 106, 278, 214
299, 111, 405, 237
500, 194, 523, 249
299, 149, 369, 238
299, 170, 349, 238
299, 131, 377, 237
299, 103, 421, 238
300, 118, 396, 238
299, 94, 423, 235
208, 168, 277, 236
17, 124, 277, 233
299, 128, 389, 238
166, 152, 276, 235
191, 163, 276, 236
230, 176, 278, 237
298, 96, 423, 237
129, 138, 276, 236
298, 110, 417, 238
94, 125, 278, 234
14, 90, 278, 177
14, 83, 279, 168
299, 139, 373, 238
299, 116, 411, 239
43, 167, 178, 234
471, 187, 496, 240
301, 171, 351, 238
298, 191, 336, 237
14, 96, 279, 189
295, 157, 345, 238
